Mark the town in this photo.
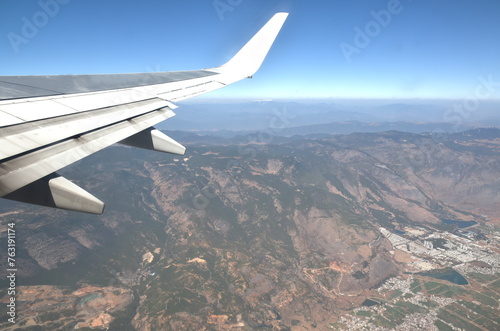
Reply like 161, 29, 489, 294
333, 222, 500, 330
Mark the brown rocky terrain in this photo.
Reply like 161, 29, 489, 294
0, 285, 134, 330
0, 128, 498, 330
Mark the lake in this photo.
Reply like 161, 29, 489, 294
441, 219, 477, 228
361, 299, 380, 307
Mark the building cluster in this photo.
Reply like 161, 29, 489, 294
336, 224, 500, 330
380, 225, 500, 272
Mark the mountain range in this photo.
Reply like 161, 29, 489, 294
0, 128, 499, 330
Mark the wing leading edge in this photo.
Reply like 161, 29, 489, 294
0, 12, 288, 214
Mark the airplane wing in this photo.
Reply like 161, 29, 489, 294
0, 12, 288, 214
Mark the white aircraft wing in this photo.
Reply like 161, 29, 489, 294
0, 12, 288, 214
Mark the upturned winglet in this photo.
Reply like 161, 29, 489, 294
213, 12, 289, 79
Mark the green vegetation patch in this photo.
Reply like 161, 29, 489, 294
389, 289, 403, 299
434, 319, 455, 331
490, 278, 500, 289
394, 301, 428, 314
420, 299, 439, 308
423, 281, 442, 291
473, 316, 500, 331
410, 278, 422, 293
472, 292, 497, 307
468, 272, 498, 283
427, 284, 447, 295
372, 314, 395, 328
428, 284, 467, 297
382, 307, 406, 325
354, 310, 372, 317
482, 289, 500, 301
437, 309, 482, 331
448, 303, 477, 321
459, 300, 500, 322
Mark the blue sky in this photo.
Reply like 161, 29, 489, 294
1, 0, 499, 100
